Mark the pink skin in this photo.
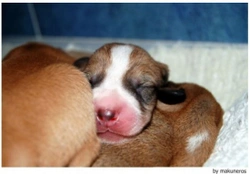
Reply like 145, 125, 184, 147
94, 91, 142, 143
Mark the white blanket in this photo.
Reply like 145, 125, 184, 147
204, 92, 248, 167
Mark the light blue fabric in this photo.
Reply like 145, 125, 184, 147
2, 3, 248, 43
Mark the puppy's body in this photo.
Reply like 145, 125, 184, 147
2, 43, 100, 167
91, 82, 223, 167
160, 82, 223, 166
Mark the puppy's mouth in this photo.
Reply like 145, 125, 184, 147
96, 120, 144, 144
98, 131, 132, 144
96, 114, 150, 144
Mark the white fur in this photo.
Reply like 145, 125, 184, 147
186, 130, 209, 153
93, 45, 142, 118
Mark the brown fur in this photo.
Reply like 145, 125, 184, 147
2, 42, 100, 167
127, 44, 169, 88
67, 50, 92, 59
91, 82, 223, 167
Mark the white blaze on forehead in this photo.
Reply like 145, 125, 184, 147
94, 45, 132, 92
93, 45, 141, 115
186, 130, 210, 153
107, 45, 133, 87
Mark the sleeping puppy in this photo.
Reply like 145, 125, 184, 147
73, 43, 223, 166
2, 42, 100, 167
73, 42, 186, 144
90, 82, 223, 167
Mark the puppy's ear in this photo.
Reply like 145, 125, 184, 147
157, 62, 169, 87
156, 62, 186, 105
73, 57, 90, 71
157, 82, 186, 105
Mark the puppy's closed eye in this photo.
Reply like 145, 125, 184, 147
84, 72, 104, 88
73, 57, 104, 88
137, 86, 156, 104
128, 78, 157, 105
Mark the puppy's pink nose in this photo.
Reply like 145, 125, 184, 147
97, 108, 117, 122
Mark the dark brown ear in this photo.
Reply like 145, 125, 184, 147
157, 62, 169, 87
73, 57, 90, 71
157, 82, 186, 105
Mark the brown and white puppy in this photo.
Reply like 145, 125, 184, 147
2, 42, 100, 167
91, 82, 223, 167
73, 43, 223, 166
74, 43, 185, 144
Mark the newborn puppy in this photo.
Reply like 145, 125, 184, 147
2, 42, 100, 167
91, 82, 223, 167
73, 43, 223, 166
74, 43, 185, 144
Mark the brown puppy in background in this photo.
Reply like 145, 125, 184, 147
91, 82, 223, 167
2, 43, 100, 167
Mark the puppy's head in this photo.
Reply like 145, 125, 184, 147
74, 43, 185, 144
